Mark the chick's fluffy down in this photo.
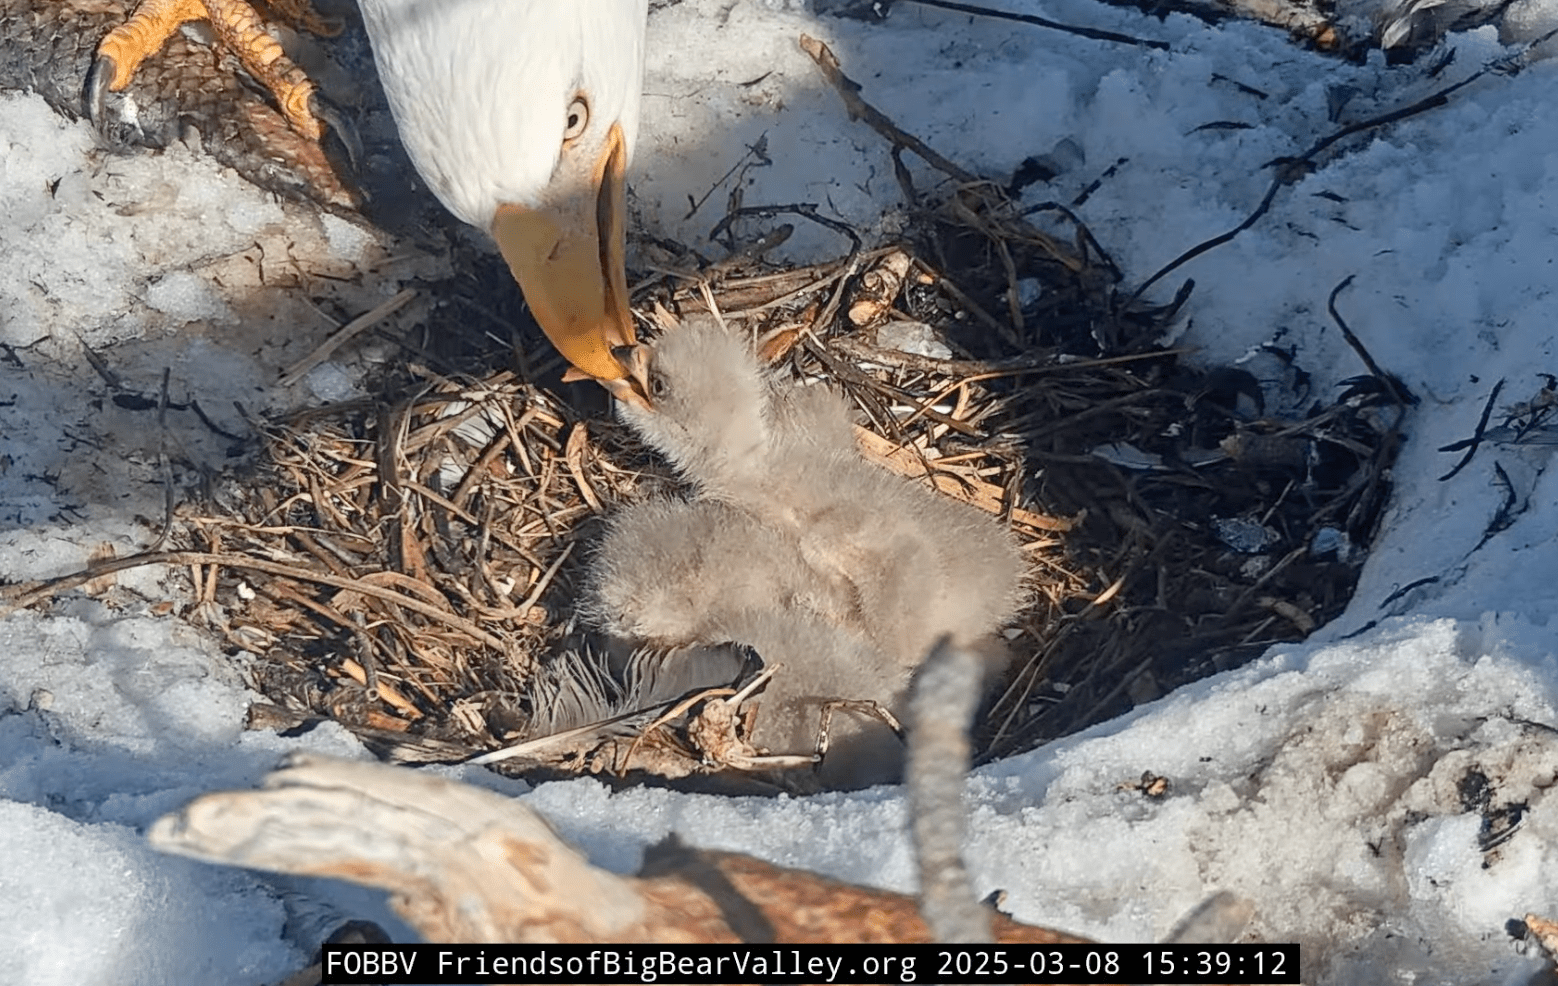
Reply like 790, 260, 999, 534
616, 315, 1027, 661
589, 315, 1028, 786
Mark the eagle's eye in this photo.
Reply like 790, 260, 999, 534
564, 97, 589, 141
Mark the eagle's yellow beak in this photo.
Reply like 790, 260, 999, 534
493, 122, 648, 408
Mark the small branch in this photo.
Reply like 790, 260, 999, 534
903, 0, 1170, 50
1472, 460, 1520, 550
1325, 275, 1414, 407
709, 201, 863, 256
279, 289, 417, 387
1124, 172, 1285, 308
1020, 200, 1124, 281
1378, 574, 1441, 609
800, 35, 977, 185
685, 135, 771, 220
829, 334, 1188, 378
1438, 378, 1505, 481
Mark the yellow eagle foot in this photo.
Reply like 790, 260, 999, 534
91, 0, 340, 142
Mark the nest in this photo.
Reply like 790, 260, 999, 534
0, 37, 1404, 784
160, 166, 1404, 786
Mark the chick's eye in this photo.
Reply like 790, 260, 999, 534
564, 97, 589, 141
649, 372, 669, 399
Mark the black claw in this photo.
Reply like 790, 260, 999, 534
85, 54, 116, 132
85, 54, 141, 149
310, 91, 363, 177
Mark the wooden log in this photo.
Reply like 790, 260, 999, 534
148, 752, 1092, 949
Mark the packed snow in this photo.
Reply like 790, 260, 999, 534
3, 0, 1558, 983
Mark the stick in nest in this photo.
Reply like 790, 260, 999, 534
800, 35, 976, 185
0, 550, 508, 652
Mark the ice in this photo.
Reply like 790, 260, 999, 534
304, 361, 365, 403
144, 270, 229, 324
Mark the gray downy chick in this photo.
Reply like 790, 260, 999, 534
586, 498, 857, 645
586, 496, 908, 786
615, 315, 1028, 664
594, 314, 1027, 785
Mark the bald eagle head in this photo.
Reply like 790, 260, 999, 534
358, 0, 650, 402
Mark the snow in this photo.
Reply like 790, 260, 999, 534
3, 1, 1558, 983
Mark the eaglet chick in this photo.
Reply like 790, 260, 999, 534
613, 316, 1027, 663
586, 497, 910, 785
587, 315, 1026, 785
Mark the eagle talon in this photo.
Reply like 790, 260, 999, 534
86, 54, 146, 147
92, 0, 333, 143
309, 91, 363, 174
85, 54, 116, 133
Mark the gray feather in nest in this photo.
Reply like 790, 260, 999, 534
523, 637, 761, 738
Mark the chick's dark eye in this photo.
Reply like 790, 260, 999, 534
649, 372, 669, 399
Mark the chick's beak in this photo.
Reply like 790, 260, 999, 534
493, 122, 650, 409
